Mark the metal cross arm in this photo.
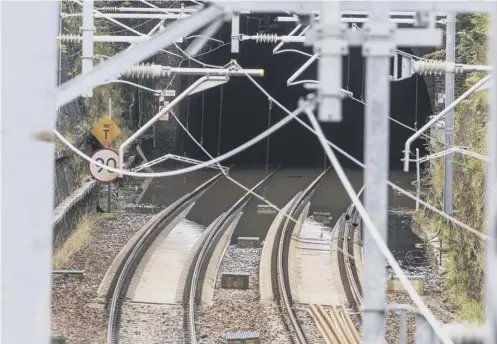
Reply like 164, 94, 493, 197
63, 12, 189, 20
58, 35, 185, 44
118, 64, 264, 78
213, 1, 497, 14
276, 16, 435, 25
246, 27, 442, 47
96, 6, 201, 14
56, 4, 224, 109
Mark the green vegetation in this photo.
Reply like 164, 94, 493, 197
56, 0, 132, 155
53, 213, 116, 269
419, 14, 489, 323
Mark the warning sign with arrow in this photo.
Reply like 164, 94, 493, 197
91, 116, 121, 147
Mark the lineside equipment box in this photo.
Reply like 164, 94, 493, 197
221, 272, 250, 289
387, 275, 425, 295
237, 237, 260, 248
226, 331, 260, 344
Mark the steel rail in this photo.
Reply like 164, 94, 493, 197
106, 171, 223, 344
183, 167, 280, 344
341, 202, 390, 344
274, 167, 330, 344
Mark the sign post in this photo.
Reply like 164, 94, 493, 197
89, 148, 120, 183
107, 98, 112, 212
90, 99, 121, 212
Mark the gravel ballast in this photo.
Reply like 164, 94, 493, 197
51, 181, 153, 344
119, 303, 184, 343
195, 245, 290, 343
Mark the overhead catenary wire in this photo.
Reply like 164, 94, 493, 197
52, 58, 487, 242
233, 60, 489, 241
169, 109, 356, 261
303, 104, 454, 344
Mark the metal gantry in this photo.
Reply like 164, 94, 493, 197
2, 1, 497, 344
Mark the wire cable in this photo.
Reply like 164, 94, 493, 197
52, 105, 302, 178
274, 49, 314, 58
174, 42, 224, 69
233, 60, 488, 241
169, 109, 356, 260
303, 105, 454, 344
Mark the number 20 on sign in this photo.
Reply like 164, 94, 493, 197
89, 148, 119, 182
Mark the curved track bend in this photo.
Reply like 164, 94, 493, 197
106, 171, 223, 344
182, 168, 280, 344
271, 168, 330, 344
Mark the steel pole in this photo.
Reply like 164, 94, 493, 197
82, 0, 94, 97
1, 1, 59, 343
444, 13, 456, 215
108, 97, 112, 212
362, 2, 393, 342
231, 12, 240, 53
416, 148, 421, 211
485, 8, 497, 344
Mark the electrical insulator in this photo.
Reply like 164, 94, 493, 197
412, 59, 464, 76
255, 33, 279, 43
120, 63, 166, 78
58, 35, 83, 42
97, 7, 120, 12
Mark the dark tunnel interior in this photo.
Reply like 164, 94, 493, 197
181, 17, 433, 169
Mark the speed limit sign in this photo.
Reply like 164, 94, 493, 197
89, 148, 119, 182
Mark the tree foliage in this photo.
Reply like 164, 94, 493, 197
421, 13, 488, 322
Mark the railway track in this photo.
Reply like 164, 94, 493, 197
338, 203, 363, 316
333, 196, 389, 344
105, 172, 223, 344
309, 203, 363, 344
271, 168, 330, 344
182, 168, 279, 344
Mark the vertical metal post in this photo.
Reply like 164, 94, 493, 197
108, 97, 112, 212
485, 7, 497, 344
361, 2, 393, 343
316, 0, 345, 122
443, 13, 456, 215
217, 85, 224, 156
416, 148, 421, 211
57, 0, 63, 86
1, 1, 58, 343
415, 314, 434, 343
81, 0, 94, 97
399, 311, 408, 344
231, 12, 240, 53
265, 99, 272, 176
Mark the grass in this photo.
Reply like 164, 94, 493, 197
52, 213, 115, 269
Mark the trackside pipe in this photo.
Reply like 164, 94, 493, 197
287, 53, 319, 85
118, 76, 216, 175
403, 74, 493, 172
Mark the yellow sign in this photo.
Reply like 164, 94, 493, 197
91, 116, 121, 147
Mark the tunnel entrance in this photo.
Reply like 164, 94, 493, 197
182, 19, 432, 169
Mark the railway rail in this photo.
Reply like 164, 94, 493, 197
105, 172, 223, 344
271, 168, 330, 344
182, 168, 279, 344
309, 202, 363, 344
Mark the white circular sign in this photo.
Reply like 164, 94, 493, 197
89, 148, 119, 182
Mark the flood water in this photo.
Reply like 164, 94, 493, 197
128, 166, 424, 257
